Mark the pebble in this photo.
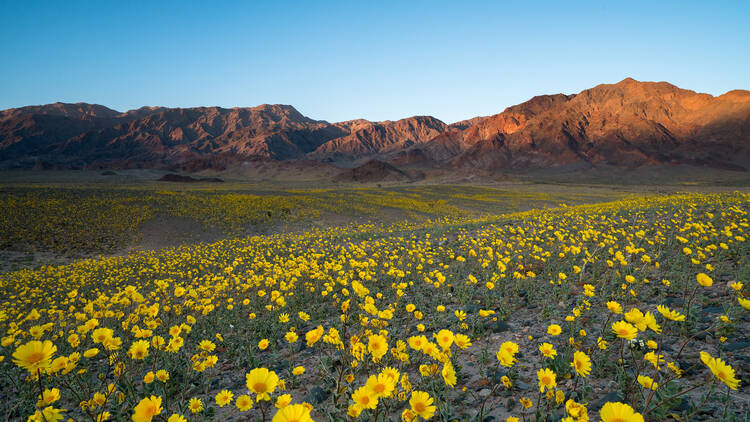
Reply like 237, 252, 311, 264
491, 320, 512, 333
515, 380, 531, 390
702, 305, 723, 314
724, 341, 750, 352
591, 391, 622, 411
488, 367, 507, 382
305, 386, 328, 404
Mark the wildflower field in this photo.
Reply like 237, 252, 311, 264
0, 183, 617, 257
1, 187, 749, 421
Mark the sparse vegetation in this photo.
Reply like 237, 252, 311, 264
0, 182, 624, 257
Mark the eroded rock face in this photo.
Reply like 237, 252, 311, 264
0, 103, 332, 168
308, 116, 447, 163
1, 78, 749, 171
0, 103, 445, 170
408, 79, 750, 171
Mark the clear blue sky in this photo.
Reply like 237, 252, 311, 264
1, 1, 748, 123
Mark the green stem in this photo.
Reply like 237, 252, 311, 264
644, 379, 710, 416
721, 386, 731, 419
682, 285, 699, 339
36, 370, 49, 422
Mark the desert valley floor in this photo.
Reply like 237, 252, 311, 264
0, 170, 748, 421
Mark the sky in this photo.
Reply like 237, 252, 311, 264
1, 1, 749, 124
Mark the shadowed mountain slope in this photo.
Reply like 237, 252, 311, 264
2, 79, 748, 171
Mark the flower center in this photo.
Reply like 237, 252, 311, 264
254, 382, 267, 393
415, 402, 426, 412
27, 352, 44, 363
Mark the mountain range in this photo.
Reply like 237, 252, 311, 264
1, 78, 749, 172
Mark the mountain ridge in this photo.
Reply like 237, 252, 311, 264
2, 78, 749, 172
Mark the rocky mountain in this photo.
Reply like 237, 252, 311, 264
309, 116, 447, 163
0, 103, 345, 169
1, 78, 749, 171
403, 78, 750, 171
0, 103, 444, 170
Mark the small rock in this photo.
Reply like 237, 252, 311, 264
693, 330, 711, 341
670, 398, 691, 413
479, 388, 491, 397
702, 305, 723, 314
677, 360, 699, 376
492, 321, 511, 333
488, 367, 507, 382
697, 404, 720, 415
724, 341, 750, 352
664, 297, 684, 306
516, 380, 531, 390
591, 391, 621, 411
305, 386, 328, 404
661, 342, 676, 352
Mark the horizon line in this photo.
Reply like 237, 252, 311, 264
3, 77, 749, 125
